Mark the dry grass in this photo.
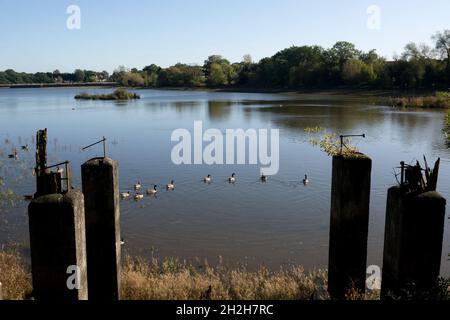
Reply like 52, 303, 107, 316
0, 252, 383, 300
0, 251, 32, 300
120, 256, 329, 300
392, 91, 450, 109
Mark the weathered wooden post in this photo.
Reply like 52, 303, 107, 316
328, 153, 372, 299
28, 192, 88, 300
34, 129, 62, 197
28, 129, 88, 300
381, 159, 446, 298
81, 156, 121, 300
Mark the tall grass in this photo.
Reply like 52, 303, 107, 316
0, 251, 32, 300
120, 256, 329, 300
392, 91, 450, 109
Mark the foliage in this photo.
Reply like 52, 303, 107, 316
1, 29, 450, 90
75, 88, 140, 100
392, 90, 450, 108
305, 127, 364, 158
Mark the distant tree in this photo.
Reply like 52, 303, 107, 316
433, 30, 450, 78
74, 69, 85, 82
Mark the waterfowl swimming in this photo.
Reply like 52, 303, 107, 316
228, 173, 236, 183
261, 173, 267, 182
134, 181, 142, 190
204, 174, 212, 183
166, 180, 175, 190
303, 174, 309, 185
121, 191, 131, 198
21, 144, 29, 151
8, 149, 18, 159
120, 238, 125, 245
147, 185, 158, 195
134, 193, 144, 200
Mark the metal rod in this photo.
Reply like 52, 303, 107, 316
44, 161, 69, 170
339, 134, 366, 153
82, 137, 107, 158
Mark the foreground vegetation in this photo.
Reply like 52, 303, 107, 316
75, 88, 140, 100
2, 251, 450, 300
392, 91, 450, 108
1, 30, 449, 92
0, 251, 373, 300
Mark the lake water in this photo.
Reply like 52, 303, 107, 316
0, 88, 449, 276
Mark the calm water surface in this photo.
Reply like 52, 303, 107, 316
0, 88, 449, 275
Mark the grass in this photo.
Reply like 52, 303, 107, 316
0, 251, 32, 300
121, 256, 329, 300
391, 91, 450, 109
0, 251, 335, 300
3, 251, 449, 300
75, 88, 140, 100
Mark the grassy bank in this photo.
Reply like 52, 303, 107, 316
0, 251, 351, 300
75, 88, 140, 101
2, 251, 449, 300
391, 91, 450, 108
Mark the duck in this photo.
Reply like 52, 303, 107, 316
134, 181, 142, 190
228, 173, 236, 183
303, 174, 309, 185
21, 144, 29, 151
134, 193, 144, 200
147, 185, 158, 195
120, 191, 131, 198
120, 238, 125, 246
204, 174, 212, 183
166, 180, 175, 190
261, 173, 268, 182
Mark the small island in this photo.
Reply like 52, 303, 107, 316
75, 88, 140, 100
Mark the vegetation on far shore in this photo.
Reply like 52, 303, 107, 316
75, 88, 140, 101
392, 91, 450, 109
1, 30, 449, 93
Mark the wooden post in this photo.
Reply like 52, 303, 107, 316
28, 191, 88, 300
35, 129, 62, 197
81, 157, 121, 300
381, 187, 446, 298
328, 154, 372, 299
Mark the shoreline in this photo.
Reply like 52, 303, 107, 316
0, 83, 439, 97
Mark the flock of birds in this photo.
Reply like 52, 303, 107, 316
7, 144, 29, 159
120, 173, 310, 201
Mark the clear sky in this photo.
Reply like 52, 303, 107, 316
0, 0, 449, 73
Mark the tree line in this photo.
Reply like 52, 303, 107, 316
1, 30, 449, 91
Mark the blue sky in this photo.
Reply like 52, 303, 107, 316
0, 0, 449, 73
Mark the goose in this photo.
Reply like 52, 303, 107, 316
8, 150, 18, 159
147, 185, 158, 195
204, 174, 212, 183
303, 174, 309, 185
134, 181, 142, 190
134, 193, 144, 200
166, 180, 175, 190
261, 173, 268, 182
228, 173, 236, 183
121, 191, 131, 198
120, 238, 125, 246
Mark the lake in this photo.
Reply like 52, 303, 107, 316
0, 87, 449, 276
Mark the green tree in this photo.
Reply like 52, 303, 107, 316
74, 69, 85, 82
